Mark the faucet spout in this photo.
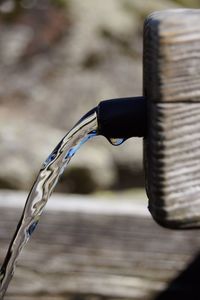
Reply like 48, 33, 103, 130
96, 97, 146, 139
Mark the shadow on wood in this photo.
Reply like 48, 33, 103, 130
155, 252, 200, 300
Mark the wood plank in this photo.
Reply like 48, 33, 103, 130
143, 9, 200, 228
0, 191, 199, 299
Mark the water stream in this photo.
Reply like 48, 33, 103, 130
0, 109, 99, 299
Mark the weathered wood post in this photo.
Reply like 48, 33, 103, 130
144, 9, 200, 229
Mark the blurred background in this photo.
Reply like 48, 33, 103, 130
0, 0, 197, 195
1, 1, 200, 300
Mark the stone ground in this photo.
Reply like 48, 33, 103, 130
0, 190, 200, 300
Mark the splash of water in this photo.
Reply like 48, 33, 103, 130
0, 109, 98, 299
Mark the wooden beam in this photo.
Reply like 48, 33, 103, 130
143, 9, 200, 228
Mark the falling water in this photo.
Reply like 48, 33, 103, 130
0, 108, 98, 299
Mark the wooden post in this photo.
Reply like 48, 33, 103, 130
143, 9, 200, 229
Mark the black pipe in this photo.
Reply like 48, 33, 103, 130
96, 96, 146, 139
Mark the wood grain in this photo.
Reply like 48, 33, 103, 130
143, 9, 200, 228
143, 9, 200, 103
0, 192, 200, 300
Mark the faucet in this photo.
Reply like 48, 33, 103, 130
98, 8, 200, 230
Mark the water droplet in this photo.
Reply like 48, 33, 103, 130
108, 138, 125, 146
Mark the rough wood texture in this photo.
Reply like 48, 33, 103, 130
143, 9, 200, 228
0, 192, 200, 300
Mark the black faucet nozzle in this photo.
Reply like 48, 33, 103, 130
96, 97, 146, 139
